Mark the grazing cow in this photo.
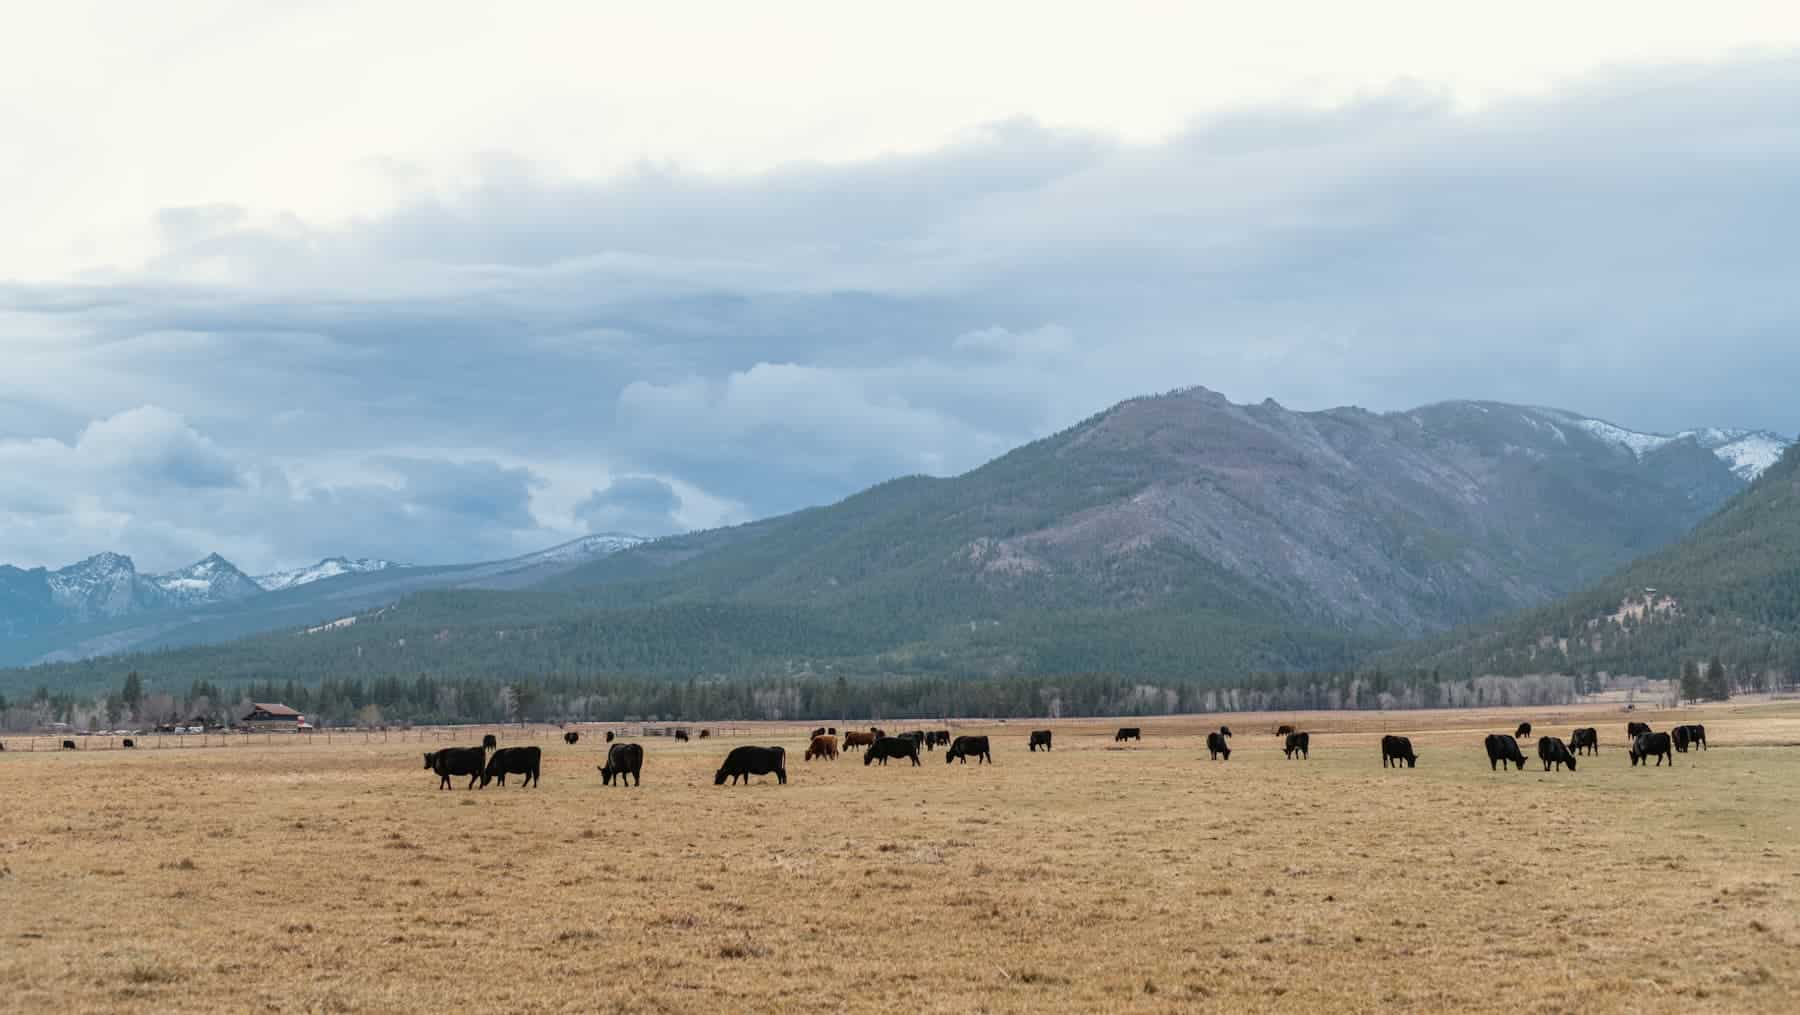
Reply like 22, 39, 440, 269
122, 738, 136, 749
605, 730, 616, 743
482, 733, 498, 752
804, 735, 838, 761
827, 727, 836, 736
1515, 722, 1532, 740
864, 736, 921, 767
61, 740, 77, 751
1626, 721, 1652, 740
1206, 726, 1233, 761
1029, 730, 1053, 752
842, 731, 876, 751
1283, 731, 1310, 760
871, 727, 887, 740
482, 746, 542, 788
1381, 735, 1417, 768
699, 729, 711, 739
900, 731, 926, 752
811, 727, 827, 739
564, 731, 580, 745
675, 729, 690, 742
1630, 731, 1673, 767
946, 735, 992, 764
1485, 734, 1527, 771
598, 742, 644, 786
1672, 724, 1707, 752
425, 747, 486, 790
1569, 727, 1599, 756
1275, 724, 1296, 736
715, 745, 787, 785
1538, 736, 1578, 772
1115, 727, 1141, 742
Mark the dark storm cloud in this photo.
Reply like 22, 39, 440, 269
574, 476, 685, 537
3, 56, 1797, 570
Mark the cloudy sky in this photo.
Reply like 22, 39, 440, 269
4, 2, 1799, 573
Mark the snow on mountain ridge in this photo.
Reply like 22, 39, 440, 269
1545, 412, 1792, 479
254, 557, 398, 592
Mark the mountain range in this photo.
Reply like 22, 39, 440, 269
0, 534, 645, 667
4, 388, 1789, 693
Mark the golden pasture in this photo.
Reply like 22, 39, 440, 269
2, 703, 1798, 1013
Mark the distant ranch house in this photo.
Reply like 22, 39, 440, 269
241, 703, 307, 731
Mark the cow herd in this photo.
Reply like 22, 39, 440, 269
417, 718, 1716, 790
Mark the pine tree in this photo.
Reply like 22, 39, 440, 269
1704, 656, 1730, 701
1679, 659, 1704, 702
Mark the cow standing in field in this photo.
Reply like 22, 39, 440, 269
605, 731, 616, 743
1283, 732, 1310, 760
805, 735, 838, 761
1569, 728, 1599, 756
1381, 735, 1417, 768
1275, 724, 1296, 737
865, 737, 921, 767
1537, 736, 1578, 772
61, 740, 77, 751
598, 742, 644, 786
1115, 727, 1141, 742
699, 730, 711, 739
425, 747, 486, 790
1515, 722, 1532, 740
1485, 734, 1527, 771
946, 735, 992, 764
716, 746, 787, 785
900, 731, 926, 754
482, 734, 498, 752
1626, 721, 1652, 740
811, 727, 827, 739
675, 729, 690, 742
1029, 730, 1053, 752
122, 738, 135, 749
1672, 724, 1707, 752
482, 746, 542, 788
1206, 727, 1233, 761
1631, 732, 1674, 767
564, 732, 580, 745
842, 731, 876, 752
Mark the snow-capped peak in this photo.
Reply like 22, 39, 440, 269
506, 533, 647, 567
150, 554, 263, 605
1544, 412, 1793, 480
255, 556, 398, 592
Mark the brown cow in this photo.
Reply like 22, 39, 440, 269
804, 734, 838, 761
842, 731, 876, 751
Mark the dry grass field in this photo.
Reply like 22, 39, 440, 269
3, 702, 1799, 1013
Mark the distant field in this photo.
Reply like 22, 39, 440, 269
2, 703, 1797, 1013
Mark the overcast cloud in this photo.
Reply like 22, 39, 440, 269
3, 53, 1798, 573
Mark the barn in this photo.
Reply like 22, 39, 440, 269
240, 703, 306, 732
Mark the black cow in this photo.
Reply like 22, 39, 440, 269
482, 733, 498, 752
482, 746, 541, 788
1275, 724, 1296, 736
1515, 722, 1532, 740
811, 727, 827, 739
715, 745, 787, 785
1626, 721, 1652, 739
1283, 732, 1310, 760
1115, 727, 1141, 742
61, 740, 77, 751
1672, 724, 1707, 752
1485, 734, 1527, 771
599, 742, 644, 787
1630, 731, 1673, 767
925, 730, 950, 749
1206, 726, 1233, 761
864, 737, 921, 767
1381, 735, 1417, 768
946, 735, 992, 764
1538, 736, 1577, 772
827, 727, 836, 736
1569, 727, 1599, 755
564, 731, 580, 745
900, 731, 926, 752
122, 738, 136, 749
699, 729, 711, 739
1029, 730, 1053, 752
605, 730, 616, 742
675, 729, 690, 742
425, 747, 486, 790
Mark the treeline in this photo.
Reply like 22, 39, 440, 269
2, 667, 1595, 731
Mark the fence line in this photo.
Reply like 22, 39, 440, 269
0, 723, 770, 754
